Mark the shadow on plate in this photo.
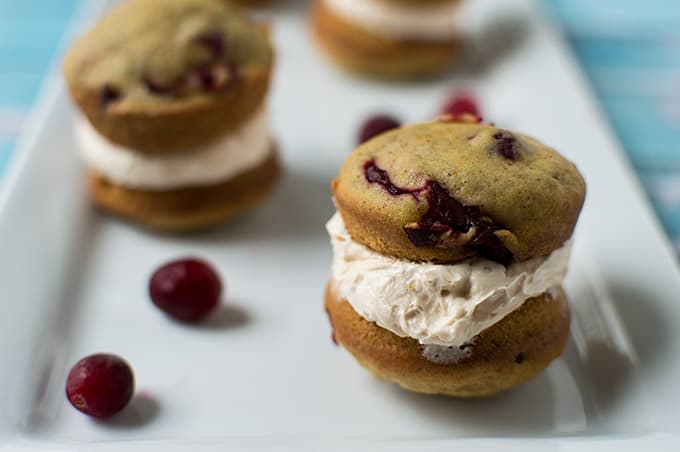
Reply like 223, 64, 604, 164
178, 303, 253, 331
559, 280, 665, 430
95, 392, 160, 430
363, 10, 531, 85
176, 166, 336, 245
561, 338, 634, 426
380, 372, 558, 436
361, 278, 662, 438
608, 282, 670, 372
457, 13, 531, 78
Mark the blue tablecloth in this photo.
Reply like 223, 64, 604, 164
544, 0, 680, 250
1, 0, 679, 252
0, 0, 81, 168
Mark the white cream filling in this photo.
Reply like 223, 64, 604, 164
323, 0, 461, 41
76, 106, 272, 190
327, 212, 571, 347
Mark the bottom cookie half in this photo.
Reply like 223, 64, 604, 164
310, 0, 462, 79
325, 283, 570, 397
89, 147, 281, 232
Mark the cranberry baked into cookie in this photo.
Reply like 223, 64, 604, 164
310, 0, 463, 78
64, 0, 279, 231
326, 117, 586, 397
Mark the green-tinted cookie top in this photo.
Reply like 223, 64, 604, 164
333, 118, 586, 264
64, 0, 272, 110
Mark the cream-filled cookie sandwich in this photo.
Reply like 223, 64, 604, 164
64, 0, 279, 231
310, 0, 463, 78
325, 116, 585, 397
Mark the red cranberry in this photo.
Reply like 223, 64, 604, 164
99, 85, 121, 106
149, 258, 222, 322
364, 160, 514, 265
493, 131, 519, 160
196, 30, 226, 57
364, 160, 419, 198
143, 76, 176, 96
441, 92, 480, 117
66, 353, 134, 418
358, 114, 401, 144
194, 62, 234, 92
405, 180, 513, 266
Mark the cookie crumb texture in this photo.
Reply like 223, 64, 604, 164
64, 0, 273, 153
333, 121, 586, 264
325, 284, 570, 397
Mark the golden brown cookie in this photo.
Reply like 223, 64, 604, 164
310, 0, 462, 79
325, 284, 570, 397
64, 0, 273, 153
333, 118, 586, 265
89, 148, 280, 232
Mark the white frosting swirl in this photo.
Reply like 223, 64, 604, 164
327, 212, 571, 347
323, 0, 461, 41
76, 106, 272, 190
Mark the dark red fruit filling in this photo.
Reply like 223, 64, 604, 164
145, 63, 236, 97
99, 85, 121, 106
358, 114, 401, 144
143, 30, 235, 97
469, 221, 513, 266
364, 160, 420, 198
149, 258, 222, 322
363, 161, 513, 265
493, 131, 519, 160
196, 30, 225, 57
193, 62, 235, 92
404, 181, 513, 265
143, 76, 175, 96
416, 181, 470, 233
441, 92, 480, 117
66, 353, 134, 418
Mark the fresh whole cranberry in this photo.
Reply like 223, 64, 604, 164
149, 258, 222, 322
441, 92, 480, 118
66, 353, 134, 418
358, 114, 401, 144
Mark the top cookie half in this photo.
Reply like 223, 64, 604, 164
64, 0, 273, 153
332, 118, 586, 265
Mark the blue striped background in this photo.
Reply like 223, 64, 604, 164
0, 0, 679, 251
544, 0, 680, 250
0, 0, 81, 175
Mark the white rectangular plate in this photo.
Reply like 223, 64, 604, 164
2, 0, 680, 450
